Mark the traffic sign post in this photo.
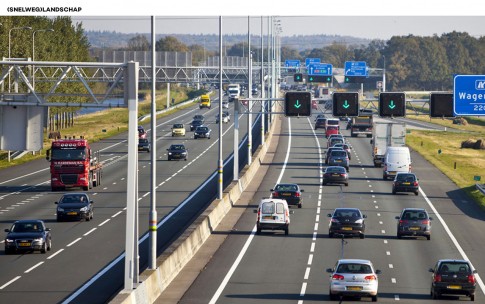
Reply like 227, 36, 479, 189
333, 92, 359, 117
430, 93, 454, 118
379, 92, 406, 117
453, 75, 485, 116
308, 75, 332, 83
285, 91, 312, 117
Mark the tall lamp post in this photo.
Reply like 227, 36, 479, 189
8, 26, 32, 92
32, 28, 54, 89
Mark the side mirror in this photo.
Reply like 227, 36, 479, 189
45, 228, 51, 231
429, 217, 433, 220
300, 189, 304, 192
473, 269, 478, 274
289, 210, 295, 214
55, 202, 58, 205
4, 229, 10, 232
326, 268, 334, 273
270, 189, 274, 192
327, 214, 332, 217
90, 201, 94, 204
428, 268, 435, 273
370, 139, 373, 144
363, 215, 367, 218
375, 269, 382, 274
253, 209, 258, 213
395, 216, 400, 220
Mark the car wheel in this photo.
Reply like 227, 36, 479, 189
56, 216, 62, 222
360, 233, 365, 239
432, 290, 439, 299
86, 214, 91, 221
285, 226, 289, 235
427, 235, 431, 241
298, 203, 302, 209
168, 157, 171, 161
372, 295, 378, 302
256, 226, 261, 235
48, 239, 52, 251
41, 243, 47, 254
329, 232, 334, 238
383, 175, 387, 180
345, 183, 349, 187
329, 291, 338, 301
5, 247, 12, 255
397, 234, 402, 239
322, 182, 327, 186
392, 190, 396, 195
470, 294, 475, 301
415, 191, 419, 196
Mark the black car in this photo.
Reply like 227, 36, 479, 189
194, 126, 211, 139
193, 114, 205, 122
167, 144, 188, 161
392, 172, 419, 195
55, 193, 94, 222
270, 183, 304, 208
138, 138, 151, 152
314, 118, 327, 130
327, 149, 350, 171
328, 208, 366, 239
190, 119, 204, 131
4, 220, 52, 254
395, 208, 432, 240
322, 166, 349, 186
325, 147, 345, 165
429, 259, 477, 301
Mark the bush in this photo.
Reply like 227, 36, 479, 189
187, 89, 209, 100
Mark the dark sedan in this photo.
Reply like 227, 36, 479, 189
328, 208, 366, 239
429, 259, 477, 301
190, 119, 204, 131
193, 114, 205, 122
395, 208, 432, 240
167, 144, 188, 161
4, 220, 52, 254
194, 126, 211, 139
55, 193, 94, 222
322, 166, 349, 186
314, 118, 327, 130
392, 172, 419, 195
138, 138, 150, 152
270, 183, 304, 208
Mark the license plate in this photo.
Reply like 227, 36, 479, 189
347, 286, 363, 291
335, 160, 342, 162
332, 173, 339, 176
389, 171, 397, 175
342, 227, 352, 231
282, 193, 291, 196
409, 227, 420, 231
403, 182, 411, 185
68, 212, 78, 215
263, 216, 274, 220
447, 285, 462, 290
19, 242, 31, 247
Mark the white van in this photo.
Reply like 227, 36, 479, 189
383, 146, 411, 180
325, 118, 340, 130
254, 198, 293, 235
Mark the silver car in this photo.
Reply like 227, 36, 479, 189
327, 259, 381, 301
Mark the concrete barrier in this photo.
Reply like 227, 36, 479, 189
110, 111, 279, 304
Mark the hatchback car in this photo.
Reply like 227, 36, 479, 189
216, 112, 229, 123
322, 166, 349, 186
315, 118, 327, 130
171, 123, 186, 137
194, 126, 211, 139
327, 259, 381, 301
190, 119, 204, 131
223, 110, 231, 121
328, 149, 350, 171
270, 183, 304, 208
254, 198, 293, 235
167, 144, 188, 161
392, 172, 419, 195
328, 136, 345, 148
395, 208, 432, 240
55, 193, 94, 222
4, 220, 52, 254
193, 114, 205, 122
332, 143, 351, 160
222, 101, 229, 109
325, 147, 345, 165
328, 208, 366, 238
314, 114, 326, 121
325, 126, 339, 138
138, 138, 151, 152
429, 259, 476, 301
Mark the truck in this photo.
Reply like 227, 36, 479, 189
199, 94, 211, 109
46, 136, 102, 191
350, 114, 373, 138
371, 122, 406, 167
227, 84, 240, 102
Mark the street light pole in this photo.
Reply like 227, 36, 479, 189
32, 28, 54, 89
8, 26, 32, 92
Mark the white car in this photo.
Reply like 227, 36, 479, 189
327, 259, 381, 302
216, 113, 229, 123
222, 101, 229, 109
254, 198, 293, 235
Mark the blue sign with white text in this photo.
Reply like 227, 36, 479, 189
344, 61, 368, 76
308, 63, 333, 76
305, 58, 321, 67
453, 75, 485, 116
285, 60, 301, 68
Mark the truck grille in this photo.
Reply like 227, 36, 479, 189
60, 174, 79, 185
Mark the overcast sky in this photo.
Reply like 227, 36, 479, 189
71, 16, 485, 40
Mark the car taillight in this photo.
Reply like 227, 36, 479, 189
413, 181, 418, 186
468, 275, 475, 284
272, 192, 278, 197
421, 220, 430, 225
399, 220, 408, 224
434, 274, 442, 282
364, 275, 377, 281
295, 192, 301, 197
331, 218, 340, 223
340, 174, 346, 177
332, 274, 344, 280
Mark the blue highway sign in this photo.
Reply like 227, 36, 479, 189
308, 63, 333, 75
453, 75, 485, 116
305, 58, 321, 67
344, 61, 368, 76
285, 60, 301, 68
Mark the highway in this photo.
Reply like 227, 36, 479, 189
177, 111, 485, 303
0, 95, 263, 303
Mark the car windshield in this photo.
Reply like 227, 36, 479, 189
51, 147, 87, 161
275, 184, 297, 191
139, 139, 149, 144
11, 222, 43, 232
173, 124, 183, 128
60, 195, 87, 203
401, 210, 427, 220
327, 120, 339, 125
334, 210, 361, 218
337, 263, 372, 274
197, 127, 208, 132
331, 139, 344, 145
170, 145, 185, 150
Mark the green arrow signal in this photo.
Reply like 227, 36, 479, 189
389, 100, 396, 109
343, 100, 350, 109
294, 100, 302, 109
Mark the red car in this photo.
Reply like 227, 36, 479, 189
312, 100, 318, 110
325, 126, 339, 138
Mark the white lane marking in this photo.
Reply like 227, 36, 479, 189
0, 276, 21, 289
394, 295, 400, 300
386, 251, 391, 256
389, 264, 394, 269
377, 213, 381, 217
375, 205, 378, 208
83, 228, 97, 236
98, 219, 110, 226
391, 278, 397, 283
300, 282, 307, 296
381, 230, 386, 234
67, 238, 82, 247
25, 262, 44, 273
420, 186, 485, 294
308, 254, 313, 265
112, 211, 123, 218
379, 221, 383, 225
384, 240, 388, 244
312, 232, 317, 241
304, 267, 311, 280
314, 223, 319, 231
310, 243, 315, 253
47, 249, 64, 259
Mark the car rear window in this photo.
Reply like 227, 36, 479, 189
331, 151, 347, 157
173, 124, 183, 128
439, 262, 470, 274
402, 211, 427, 220
396, 174, 415, 181
337, 263, 372, 274
327, 120, 339, 126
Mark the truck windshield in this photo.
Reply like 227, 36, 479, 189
51, 147, 86, 161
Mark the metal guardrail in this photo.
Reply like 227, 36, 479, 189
476, 183, 485, 196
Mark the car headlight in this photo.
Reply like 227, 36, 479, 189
57, 207, 64, 212
182, 152, 187, 155
80, 206, 88, 212
168, 152, 172, 155
206, 133, 210, 136
5, 238, 13, 243
33, 238, 43, 242
355, 219, 364, 224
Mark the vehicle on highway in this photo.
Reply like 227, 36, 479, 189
328, 149, 350, 171
216, 112, 229, 123
429, 259, 476, 301
223, 110, 231, 121
325, 118, 340, 130
190, 119, 204, 131
194, 126, 211, 139
270, 183, 304, 208
395, 208, 432, 240
314, 114, 326, 121
55, 193, 94, 222
252, 85, 259, 95
325, 125, 339, 138
312, 99, 318, 109
328, 136, 345, 148
167, 144, 188, 161
138, 126, 147, 139
171, 123, 186, 137
383, 146, 411, 180
314, 118, 327, 130
392, 172, 419, 195
322, 166, 349, 186
254, 198, 293, 235
138, 138, 151, 152
327, 208, 366, 238
326, 259, 380, 301
222, 101, 229, 109
4, 220, 52, 254
328, 134, 344, 142
325, 147, 345, 165
199, 94, 211, 109
332, 143, 351, 160
193, 114, 205, 122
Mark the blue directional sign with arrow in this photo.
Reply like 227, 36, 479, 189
344, 61, 368, 76
379, 92, 406, 117
305, 58, 321, 67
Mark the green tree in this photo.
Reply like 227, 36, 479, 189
156, 36, 189, 52
126, 34, 150, 51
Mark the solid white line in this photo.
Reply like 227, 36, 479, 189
47, 249, 64, 260
83, 228, 97, 236
300, 282, 307, 296
0, 276, 21, 289
25, 262, 44, 273
386, 251, 391, 256
67, 238, 82, 247
389, 264, 394, 269
98, 219, 110, 226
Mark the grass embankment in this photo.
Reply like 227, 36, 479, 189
406, 114, 485, 209
0, 87, 202, 170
